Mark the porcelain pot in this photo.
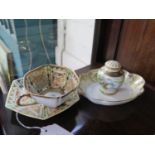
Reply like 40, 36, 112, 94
97, 60, 125, 95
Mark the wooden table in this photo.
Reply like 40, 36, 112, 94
1, 66, 155, 135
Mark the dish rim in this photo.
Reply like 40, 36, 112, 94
79, 69, 145, 104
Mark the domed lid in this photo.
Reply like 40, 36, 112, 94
104, 60, 122, 72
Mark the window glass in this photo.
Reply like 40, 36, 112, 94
0, 19, 57, 80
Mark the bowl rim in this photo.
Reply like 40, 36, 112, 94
23, 64, 80, 99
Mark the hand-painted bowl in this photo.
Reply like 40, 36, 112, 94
17, 64, 79, 108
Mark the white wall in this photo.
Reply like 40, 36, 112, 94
55, 19, 95, 70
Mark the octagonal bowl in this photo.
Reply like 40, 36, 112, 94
17, 64, 79, 108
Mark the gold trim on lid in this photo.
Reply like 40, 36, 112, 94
105, 60, 122, 72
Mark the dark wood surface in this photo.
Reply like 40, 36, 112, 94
102, 20, 122, 60
94, 20, 122, 63
91, 20, 102, 65
1, 66, 155, 135
95, 20, 155, 86
116, 19, 155, 85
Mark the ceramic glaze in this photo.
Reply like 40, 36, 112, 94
5, 78, 79, 120
17, 64, 79, 108
97, 60, 125, 95
79, 69, 145, 106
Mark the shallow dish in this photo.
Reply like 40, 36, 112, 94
79, 69, 145, 106
17, 64, 79, 108
5, 78, 79, 120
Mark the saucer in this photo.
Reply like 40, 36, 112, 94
5, 78, 79, 120
79, 69, 145, 106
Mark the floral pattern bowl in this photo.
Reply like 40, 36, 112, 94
17, 64, 79, 108
5, 78, 79, 120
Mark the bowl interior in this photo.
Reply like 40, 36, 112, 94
24, 65, 79, 97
